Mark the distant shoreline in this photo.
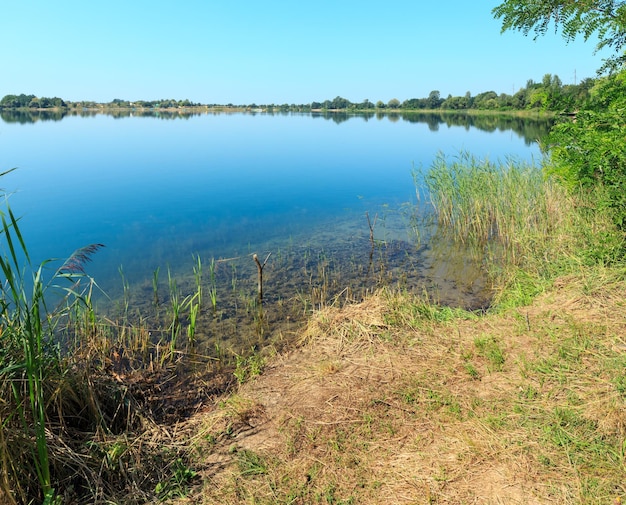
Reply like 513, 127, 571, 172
0, 104, 554, 118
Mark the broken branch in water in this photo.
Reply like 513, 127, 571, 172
366, 211, 378, 246
253, 252, 271, 301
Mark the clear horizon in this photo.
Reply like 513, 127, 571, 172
1, 1, 608, 105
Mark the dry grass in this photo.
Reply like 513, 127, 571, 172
171, 269, 626, 505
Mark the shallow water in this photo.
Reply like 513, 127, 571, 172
0, 110, 546, 352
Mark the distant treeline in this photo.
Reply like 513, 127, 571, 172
0, 94, 67, 109
311, 74, 591, 113
0, 73, 595, 113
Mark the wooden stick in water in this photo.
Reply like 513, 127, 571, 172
366, 211, 378, 246
253, 252, 271, 301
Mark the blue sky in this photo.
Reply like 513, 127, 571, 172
1, 0, 607, 105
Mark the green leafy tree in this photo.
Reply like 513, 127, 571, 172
329, 96, 351, 109
547, 69, 626, 228
402, 98, 426, 109
493, 0, 626, 72
426, 90, 442, 109
441, 93, 471, 109
473, 91, 499, 109
0, 94, 36, 108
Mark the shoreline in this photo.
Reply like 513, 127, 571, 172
0, 104, 556, 117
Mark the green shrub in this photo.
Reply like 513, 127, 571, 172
547, 70, 626, 230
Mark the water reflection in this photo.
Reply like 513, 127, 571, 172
0, 109, 553, 145
0, 109, 69, 123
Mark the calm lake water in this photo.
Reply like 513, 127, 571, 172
0, 110, 548, 351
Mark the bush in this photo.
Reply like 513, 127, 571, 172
547, 70, 626, 229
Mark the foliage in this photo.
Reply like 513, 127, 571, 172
154, 458, 198, 499
0, 94, 66, 108
546, 69, 626, 229
493, 0, 626, 73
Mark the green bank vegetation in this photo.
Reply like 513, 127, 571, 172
2, 1, 626, 503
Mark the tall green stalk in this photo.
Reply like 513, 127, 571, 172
208, 258, 217, 312
0, 190, 103, 503
187, 297, 199, 346
0, 209, 53, 500
167, 266, 180, 356
193, 254, 203, 306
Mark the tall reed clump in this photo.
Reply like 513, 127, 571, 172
0, 189, 104, 503
419, 151, 625, 306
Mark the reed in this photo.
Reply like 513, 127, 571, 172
118, 265, 130, 323
420, 151, 625, 306
193, 254, 203, 306
0, 171, 226, 503
187, 297, 199, 346
208, 257, 217, 312
0, 198, 104, 503
167, 266, 182, 358
422, 152, 547, 248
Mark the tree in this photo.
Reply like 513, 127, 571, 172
473, 91, 498, 109
0, 94, 36, 108
427, 90, 442, 109
402, 98, 426, 109
493, 0, 626, 72
441, 94, 470, 109
548, 69, 626, 229
329, 96, 351, 109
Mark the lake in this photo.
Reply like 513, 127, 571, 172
0, 110, 549, 352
